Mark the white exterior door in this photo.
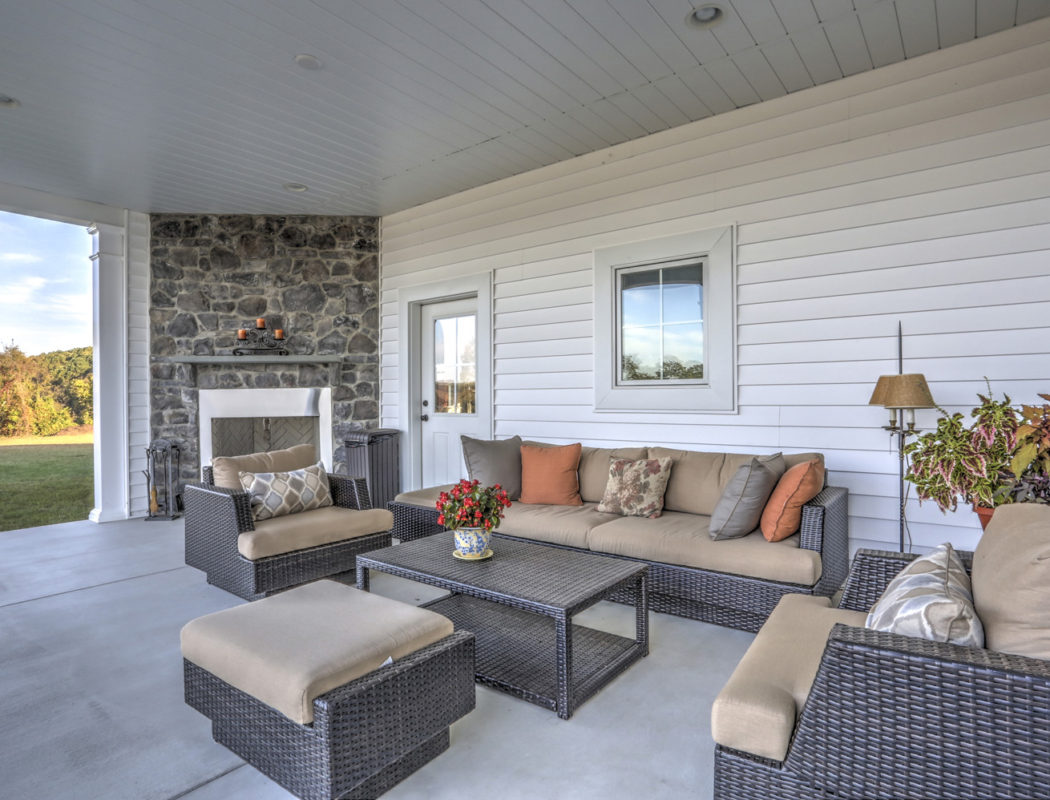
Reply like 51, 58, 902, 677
420, 298, 479, 486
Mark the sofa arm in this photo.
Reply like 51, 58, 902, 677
802, 486, 849, 598
788, 623, 1050, 799
183, 482, 255, 534
329, 475, 371, 510
183, 482, 255, 570
836, 549, 916, 611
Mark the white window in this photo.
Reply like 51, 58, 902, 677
594, 227, 736, 412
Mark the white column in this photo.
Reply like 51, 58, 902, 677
89, 222, 129, 522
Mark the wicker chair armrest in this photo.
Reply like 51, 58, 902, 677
837, 549, 917, 611
329, 475, 371, 510
183, 481, 255, 534
801, 486, 849, 598
789, 623, 1050, 797
837, 548, 976, 611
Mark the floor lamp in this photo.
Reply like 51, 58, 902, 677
869, 373, 936, 552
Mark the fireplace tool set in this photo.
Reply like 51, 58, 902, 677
144, 439, 182, 520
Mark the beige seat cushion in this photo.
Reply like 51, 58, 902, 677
498, 502, 619, 549
711, 594, 867, 761
211, 444, 317, 490
393, 484, 454, 508
586, 512, 822, 585
649, 448, 726, 516
181, 580, 454, 725
238, 506, 393, 560
578, 446, 648, 503
972, 503, 1050, 659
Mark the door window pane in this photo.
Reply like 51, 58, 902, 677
434, 314, 476, 413
618, 262, 703, 383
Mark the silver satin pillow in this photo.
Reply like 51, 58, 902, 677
866, 542, 984, 647
709, 458, 779, 540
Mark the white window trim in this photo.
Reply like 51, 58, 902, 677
594, 226, 737, 413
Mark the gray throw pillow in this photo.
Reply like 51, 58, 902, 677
709, 458, 779, 540
460, 435, 523, 499
756, 451, 786, 479
866, 543, 984, 647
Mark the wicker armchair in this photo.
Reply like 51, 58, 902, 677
714, 548, 1050, 800
184, 465, 392, 600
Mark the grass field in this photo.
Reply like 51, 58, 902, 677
0, 432, 94, 532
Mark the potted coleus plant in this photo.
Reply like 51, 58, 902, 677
436, 479, 512, 561
904, 384, 1019, 529
996, 393, 1050, 505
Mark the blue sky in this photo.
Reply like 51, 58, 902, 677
0, 210, 93, 355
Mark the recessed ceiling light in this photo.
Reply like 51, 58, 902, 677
294, 53, 323, 70
686, 4, 725, 29
0, 95, 21, 108
283, 182, 309, 193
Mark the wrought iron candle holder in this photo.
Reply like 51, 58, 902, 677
233, 318, 288, 356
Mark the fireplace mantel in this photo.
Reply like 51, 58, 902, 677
156, 355, 342, 365
154, 355, 345, 386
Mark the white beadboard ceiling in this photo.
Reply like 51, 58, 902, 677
1, 0, 1048, 216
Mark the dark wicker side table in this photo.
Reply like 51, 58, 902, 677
357, 533, 649, 720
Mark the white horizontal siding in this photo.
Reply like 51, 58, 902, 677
126, 211, 150, 518
380, 20, 1050, 553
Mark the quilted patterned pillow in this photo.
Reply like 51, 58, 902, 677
866, 542, 984, 647
597, 457, 673, 519
239, 462, 333, 521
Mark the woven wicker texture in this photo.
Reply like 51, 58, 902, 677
185, 471, 389, 600
386, 486, 848, 633
185, 631, 475, 800
713, 547, 1050, 800
358, 533, 648, 719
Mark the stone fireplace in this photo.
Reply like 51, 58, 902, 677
149, 214, 381, 482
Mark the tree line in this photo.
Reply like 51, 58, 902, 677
0, 344, 92, 436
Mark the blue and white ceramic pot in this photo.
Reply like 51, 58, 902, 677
453, 527, 492, 558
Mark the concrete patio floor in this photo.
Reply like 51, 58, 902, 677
0, 517, 753, 799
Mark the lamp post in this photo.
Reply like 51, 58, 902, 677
869, 373, 936, 552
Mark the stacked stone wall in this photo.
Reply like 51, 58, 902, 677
148, 214, 380, 480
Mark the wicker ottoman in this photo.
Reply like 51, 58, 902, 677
181, 580, 475, 800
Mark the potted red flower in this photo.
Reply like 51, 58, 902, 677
436, 479, 511, 560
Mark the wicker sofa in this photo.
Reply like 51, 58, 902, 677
712, 505, 1050, 799
389, 444, 849, 633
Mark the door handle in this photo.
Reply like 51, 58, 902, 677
420, 414, 429, 422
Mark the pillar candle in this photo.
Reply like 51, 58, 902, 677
237, 329, 247, 340
256, 317, 266, 329
274, 329, 284, 340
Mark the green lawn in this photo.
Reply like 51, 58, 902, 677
0, 440, 94, 532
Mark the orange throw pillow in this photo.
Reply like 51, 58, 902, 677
760, 459, 825, 542
519, 443, 583, 505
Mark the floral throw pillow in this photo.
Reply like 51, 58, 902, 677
239, 461, 333, 521
597, 457, 674, 519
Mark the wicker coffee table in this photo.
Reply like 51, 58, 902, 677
356, 532, 649, 720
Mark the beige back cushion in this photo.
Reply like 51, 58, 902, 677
211, 443, 317, 489
650, 448, 726, 516
578, 446, 648, 503
722, 452, 825, 492
971, 503, 1050, 659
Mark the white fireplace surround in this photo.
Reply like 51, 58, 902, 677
199, 388, 333, 470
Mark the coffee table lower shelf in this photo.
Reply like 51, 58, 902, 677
422, 592, 644, 717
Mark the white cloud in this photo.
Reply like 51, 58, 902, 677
0, 252, 44, 264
